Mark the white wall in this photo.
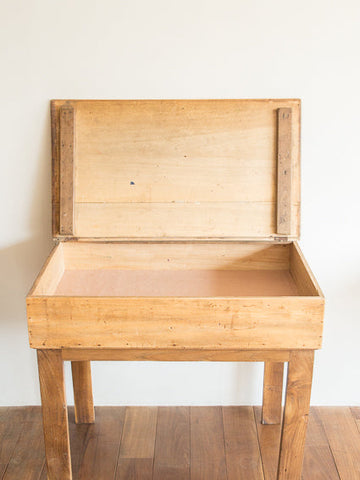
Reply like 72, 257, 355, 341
1, 0, 359, 406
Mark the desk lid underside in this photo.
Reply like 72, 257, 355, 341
51, 99, 300, 241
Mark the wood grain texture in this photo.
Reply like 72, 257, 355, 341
1, 407, 359, 479
59, 105, 75, 235
37, 349, 72, 480
290, 242, 324, 297
51, 99, 301, 240
75, 201, 275, 239
0, 407, 11, 477
223, 407, 264, 479
74, 407, 125, 480
116, 407, 158, 480
0, 408, 40, 478
61, 348, 291, 362
28, 243, 64, 296
254, 406, 281, 480
277, 108, 292, 235
318, 407, 360, 480
71, 361, 95, 424
61, 241, 291, 271
66, 407, 91, 480
277, 350, 314, 480
28, 241, 293, 298
351, 407, 360, 434
119, 407, 158, 459
303, 408, 340, 480
153, 407, 190, 480
27, 296, 324, 350
116, 459, 154, 480
191, 407, 227, 480
262, 362, 284, 425
2, 407, 45, 480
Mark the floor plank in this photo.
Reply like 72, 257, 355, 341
75, 407, 125, 480
350, 407, 360, 435
116, 458, 154, 479
67, 407, 92, 479
0, 408, 40, 479
118, 407, 158, 459
0, 407, 9, 421
191, 406, 227, 480
115, 407, 157, 480
223, 407, 264, 479
317, 407, 360, 480
0, 407, 13, 478
153, 406, 190, 480
254, 406, 281, 480
2, 407, 45, 480
303, 408, 340, 479
0, 406, 360, 479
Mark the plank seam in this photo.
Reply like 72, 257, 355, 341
252, 406, 266, 480
221, 407, 229, 480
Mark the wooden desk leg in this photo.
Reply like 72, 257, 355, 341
277, 350, 314, 480
37, 349, 72, 480
262, 362, 284, 424
71, 361, 95, 424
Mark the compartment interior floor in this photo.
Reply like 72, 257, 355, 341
55, 269, 299, 296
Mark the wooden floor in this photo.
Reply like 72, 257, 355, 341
0, 407, 360, 479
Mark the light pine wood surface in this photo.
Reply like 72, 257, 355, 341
27, 296, 324, 350
37, 350, 72, 479
27, 241, 324, 351
262, 362, 284, 425
51, 99, 301, 240
0, 406, 359, 479
71, 361, 95, 424
277, 350, 314, 479
60, 242, 292, 271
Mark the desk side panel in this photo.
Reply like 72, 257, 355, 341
27, 296, 324, 350
27, 244, 64, 296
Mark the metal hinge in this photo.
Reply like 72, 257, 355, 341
273, 236, 289, 243
53, 236, 78, 244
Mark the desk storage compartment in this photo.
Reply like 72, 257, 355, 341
27, 99, 324, 352
27, 241, 323, 350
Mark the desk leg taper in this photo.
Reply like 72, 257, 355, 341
277, 350, 314, 480
71, 361, 95, 424
262, 361, 284, 424
37, 349, 72, 480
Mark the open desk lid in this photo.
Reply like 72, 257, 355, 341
51, 99, 300, 241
